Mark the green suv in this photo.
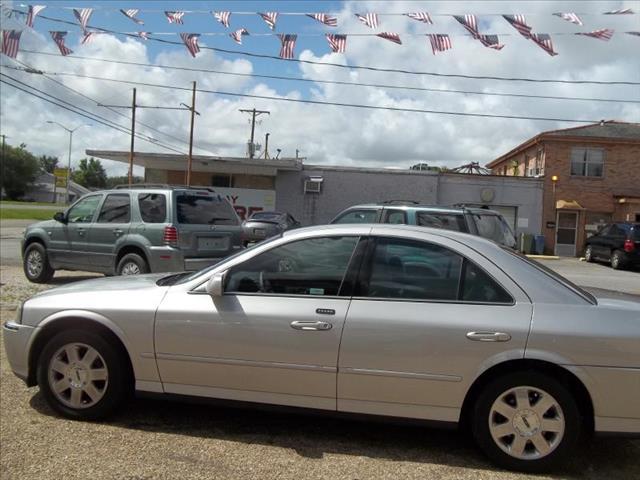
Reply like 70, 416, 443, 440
331, 202, 517, 248
22, 186, 243, 283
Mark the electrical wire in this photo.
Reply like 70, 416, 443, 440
3, 67, 610, 124
11, 9, 640, 85
17, 51, 638, 104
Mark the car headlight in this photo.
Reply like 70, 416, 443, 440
15, 301, 24, 324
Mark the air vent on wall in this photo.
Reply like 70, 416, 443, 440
304, 176, 323, 193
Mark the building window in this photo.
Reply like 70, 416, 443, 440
570, 148, 604, 177
211, 174, 231, 187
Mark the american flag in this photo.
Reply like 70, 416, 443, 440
355, 13, 378, 29
553, 12, 583, 25
229, 28, 249, 44
576, 29, 615, 41
478, 34, 504, 50
604, 8, 634, 14
50, 31, 73, 56
377, 32, 402, 44
138, 31, 149, 40
627, 31, 640, 37
165, 11, 185, 24
427, 34, 452, 55
120, 9, 143, 25
26, 5, 46, 28
502, 14, 532, 38
259, 12, 278, 30
180, 33, 200, 57
214, 11, 231, 28
278, 34, 296, 59
326, 34, 347, 53
307, 13, 338, 27
530, 33, 558, 56
81, 31, 96, 45
1, 30, 22, 59
453, 15, 480, 37
73, 8, 93, 33
405, 12, 433, 24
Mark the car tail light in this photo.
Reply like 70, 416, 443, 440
163, 225, 178, 246
624, 238, 635, 252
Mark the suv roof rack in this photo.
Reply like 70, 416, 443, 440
382, 200, 419, 205
113, 184, 218, 192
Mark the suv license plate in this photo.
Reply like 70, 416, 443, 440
198, 237, 228, 250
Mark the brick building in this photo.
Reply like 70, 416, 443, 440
486, 121, 640, 256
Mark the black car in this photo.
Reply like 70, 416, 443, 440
242, 211, 300, 245
585, 222, 640, 270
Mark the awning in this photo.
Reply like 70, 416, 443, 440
556, 199, 585, 210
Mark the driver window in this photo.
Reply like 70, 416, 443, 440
67, 195, 103, 224
226, 236, 359, 296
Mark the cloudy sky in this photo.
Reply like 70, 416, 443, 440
1, 0, 639, 176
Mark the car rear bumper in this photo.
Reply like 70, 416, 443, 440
3, 321, 36, 383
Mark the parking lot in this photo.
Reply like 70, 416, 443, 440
1, 260, 639, 480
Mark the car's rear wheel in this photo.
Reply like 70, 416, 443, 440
584, 245, 593, 263
472, 372, 581, 473
23, 242, 54, 283
117, 253, 149, 276
610, 250, 626, 270
37, 329, 129, 420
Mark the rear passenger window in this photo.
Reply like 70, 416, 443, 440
383, 210, 407, 224
333, 209, 379, 224
97, 194, 130, 223
416, 212, 467, 232
138, 193, 167, 223
461, 262, 513, 303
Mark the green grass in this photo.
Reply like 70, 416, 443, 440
0, 208, 59, 220
0, 200, 67, 207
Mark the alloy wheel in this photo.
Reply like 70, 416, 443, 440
488, 386, 565, 460
26, 250, 43, 277
121, 262, 141, 275
48, 343, 109, 409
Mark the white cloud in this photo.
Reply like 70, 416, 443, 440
1, 0, 638, 176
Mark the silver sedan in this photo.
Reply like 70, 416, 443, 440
4, 224, 640, 472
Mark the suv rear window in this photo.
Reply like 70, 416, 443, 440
138, 193, 167, 223
176, 192, 239, 225
416, 212, 467, 232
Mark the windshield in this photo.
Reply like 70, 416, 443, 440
474, 213, 516, 247
176, 192, 239, 225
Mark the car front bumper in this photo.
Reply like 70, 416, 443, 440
3, 321, 37, 383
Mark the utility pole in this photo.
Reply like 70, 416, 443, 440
1, 134, 6, 161
186, 81, 197, 186
239, 108, 270, 159
46, 122, 91, 204
128, 88, 137, 185
263, 133, 270, 159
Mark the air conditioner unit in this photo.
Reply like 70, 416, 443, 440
304, 176, 323, 193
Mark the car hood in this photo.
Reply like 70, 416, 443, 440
26, 219, 58, 231
583, 287, 640, 310
31, 273, 169, 298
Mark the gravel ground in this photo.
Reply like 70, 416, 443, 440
1, 266, 639, 480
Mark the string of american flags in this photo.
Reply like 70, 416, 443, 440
1, 5, 638, 60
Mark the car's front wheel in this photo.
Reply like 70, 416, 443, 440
37, 329, 129, 420
472, 372, 582, 473
23, 242, 54, 283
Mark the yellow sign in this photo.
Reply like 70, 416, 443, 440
54, 168, 68, 188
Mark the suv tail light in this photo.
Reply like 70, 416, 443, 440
624, 238, 635, 252
163, 225, 178, 246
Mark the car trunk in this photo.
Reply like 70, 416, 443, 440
173, 190, 242, 262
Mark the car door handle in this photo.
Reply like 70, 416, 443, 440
77, 228, 85, 236
112, 229, 123, 236
466, 331, 511, 342
290, 321, 333, 331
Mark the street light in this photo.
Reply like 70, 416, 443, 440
47, 121, 91, 204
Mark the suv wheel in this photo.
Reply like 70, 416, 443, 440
610, 250, 626, 270
584, 245, 593, 263
472, 372, 581, 473
116, 253, 149, 276
23, 242, 54, 283
37, 329, 130, 420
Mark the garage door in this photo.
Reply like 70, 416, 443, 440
489, 205, 517, 232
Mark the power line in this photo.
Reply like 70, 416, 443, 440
17, 51, 638, 104
0, 72, 185, 154
4, 67, 611, 124
13, 9, 640, 85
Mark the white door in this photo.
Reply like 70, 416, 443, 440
555, 211, 578, 256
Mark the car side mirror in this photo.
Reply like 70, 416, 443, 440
53, 212, 67, 224
206, 271, 227, 297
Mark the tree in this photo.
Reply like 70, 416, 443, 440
72, 157, 107, 189
410, 163, 449, 172
0, 143, 41, 199
39, 155, 59, 173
